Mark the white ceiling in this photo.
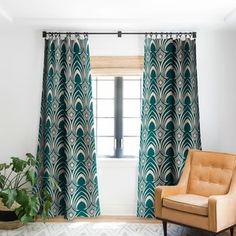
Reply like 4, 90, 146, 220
0, 0, 236, 30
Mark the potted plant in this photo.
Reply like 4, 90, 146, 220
0, 153, 58, 228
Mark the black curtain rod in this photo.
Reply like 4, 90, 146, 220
42, 31, 197, 38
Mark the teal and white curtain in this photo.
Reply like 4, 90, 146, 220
37, 35, 100, 219
137, 36, 201, 218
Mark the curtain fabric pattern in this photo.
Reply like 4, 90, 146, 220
37, 35, 100, 219
137, 36, 201, 218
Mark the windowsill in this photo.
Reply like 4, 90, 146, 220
96, 156, 139, 168
97, 155, 138, 159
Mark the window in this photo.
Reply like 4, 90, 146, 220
92, 75, 142, 158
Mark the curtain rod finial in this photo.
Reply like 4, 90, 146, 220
42, 31, 47, 38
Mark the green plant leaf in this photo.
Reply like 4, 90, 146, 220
14, 190, 39, 223
44, 199, 52, 216
0, 153, 57, 223
26, 153, 36, 166
26, 170, 36, 185
28, 195, 40, 216
1, 189, 17, 208
0, 163, 10, 171
14, 206, 25, 222
11, 157, 27, 172
14, 206, 23, 217
0, 164, 6, 171
19, 214, 34, 224
0, 175, 6, 189
15, 191, 40, 223
41, 199, 52, 220
15, 189, 29, 206
45, 176, 61, 192
0, 154, 59, 223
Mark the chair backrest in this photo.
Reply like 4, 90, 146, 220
187, 150, 236, 197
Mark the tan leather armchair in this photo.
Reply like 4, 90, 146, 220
155, 149, 236, 236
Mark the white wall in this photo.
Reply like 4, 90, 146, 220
97, 158, 138, 215
197, 30, 236, 153
0, 29, 43, 160
0, 28, 236, 215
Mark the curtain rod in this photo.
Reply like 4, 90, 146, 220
42, 31, 197, 38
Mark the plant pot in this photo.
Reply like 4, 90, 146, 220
0, 210, 18, 221
0, 199, 23, 230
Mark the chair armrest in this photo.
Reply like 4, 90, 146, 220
154, 152, 192, 218
155, 184, 187, 218
208, 166, 236, 232
208, 194, 236, 232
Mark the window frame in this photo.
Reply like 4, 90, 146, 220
91, 56, 144, 158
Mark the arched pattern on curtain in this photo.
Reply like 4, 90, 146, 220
37, 35, 100, 219
137, 36, 201, 218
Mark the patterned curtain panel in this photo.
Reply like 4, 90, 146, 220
137, 36, 201, 218
37, 35, 100, 219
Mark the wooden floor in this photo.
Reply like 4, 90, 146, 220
40, 215, 157, 223
40, 216, 235, 235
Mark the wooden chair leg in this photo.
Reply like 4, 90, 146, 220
230, 227, 234, 236
162, 221, 167, 236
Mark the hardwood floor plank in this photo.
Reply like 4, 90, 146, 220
38, 215, 158, 224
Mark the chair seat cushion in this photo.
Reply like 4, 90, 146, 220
163, 194, 208, 216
